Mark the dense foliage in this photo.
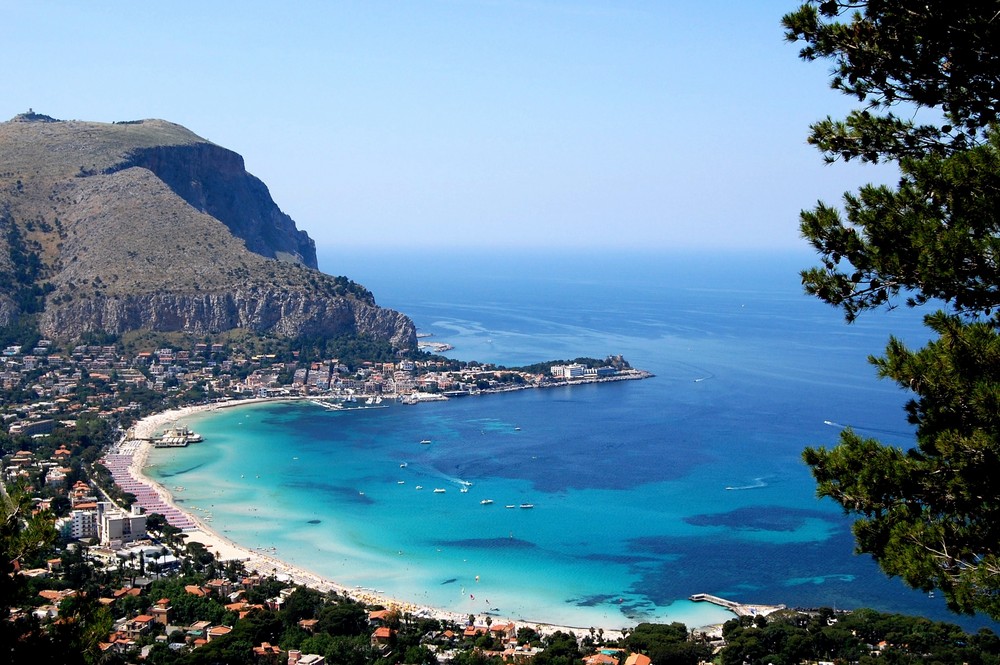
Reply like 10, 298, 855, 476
785, 0, 1000, 618
721, 608, 1000, 665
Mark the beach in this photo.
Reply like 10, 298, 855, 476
108, 399, 634, 638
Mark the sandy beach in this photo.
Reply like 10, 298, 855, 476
109, 399, 628, 638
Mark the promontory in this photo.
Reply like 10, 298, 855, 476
0, 111, 415, 350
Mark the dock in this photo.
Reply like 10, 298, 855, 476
689, 593, 786, 617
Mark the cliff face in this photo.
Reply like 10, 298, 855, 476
0, 114, 415, 349
110, 143, 317, 268
41, 289, 415, 349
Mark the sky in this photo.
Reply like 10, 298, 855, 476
4, 1, 895, 253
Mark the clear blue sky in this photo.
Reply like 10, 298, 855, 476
5, 1, 892, 252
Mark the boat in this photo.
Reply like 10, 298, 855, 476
398, 481, 405, 485
519, 504, 534, 509
433, 488, 446, 493
505, 505, 515, 509
514, 426, 521, 431
480, 499, 494, 505
400, 463, 407, 468
460, 487, 469, 493
415, 486, 423, 490
420, 439, 432, 445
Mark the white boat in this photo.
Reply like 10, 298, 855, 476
415, 485, 423, 490
519, 504, 534, 509
433, 488, 446, 493
400, 462, 407, 468
398, 481, 405, 485
505, 505, 515, 509
480, 499, 494, 505
460, 487, 469, 493
420, 439, 432, 445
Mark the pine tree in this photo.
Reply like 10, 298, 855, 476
786, 0, 1000, 619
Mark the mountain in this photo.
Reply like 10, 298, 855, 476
0, 111, 415, 349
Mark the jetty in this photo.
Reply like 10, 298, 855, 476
689, 593, 786, 617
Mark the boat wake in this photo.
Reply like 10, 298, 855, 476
824, 419, 912, 438
725, 477, 768, 491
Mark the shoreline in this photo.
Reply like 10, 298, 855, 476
114, 398, 638, 638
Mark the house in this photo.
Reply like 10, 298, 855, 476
463, 625, 487, 639
624, 654, 652, 665
288, 651, 326, 665
298, 618, 319, 633
187, 620, 212, 640
208, 625, 232, 641
254, 641, 283, 661
205, 578, 233, 596
371, 625, 396, 648
503, 645, 544, 663
585, 654, 620, 665
151, 598, 171, 625
124, 614, 155, 639
368, 609, 391, 624
490, 622, 517, 640
38, 588, 75, 604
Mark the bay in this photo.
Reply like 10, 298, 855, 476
146, 249, 994, 631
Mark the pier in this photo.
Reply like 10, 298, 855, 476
689, 593, 786, 617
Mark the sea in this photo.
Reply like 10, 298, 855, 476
145, 248, 997, 632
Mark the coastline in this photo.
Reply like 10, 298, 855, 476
115, 398, 636, 638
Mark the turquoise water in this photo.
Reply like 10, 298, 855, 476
146, 250, 995, 631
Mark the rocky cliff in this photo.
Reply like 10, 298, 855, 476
0, 112, 416, 349
108, 142, 317, 268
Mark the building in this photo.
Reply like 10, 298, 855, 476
99, 502, 147, 549
288, 651, 325, 665
551, 363, 587, 379
71, 504, 99, 539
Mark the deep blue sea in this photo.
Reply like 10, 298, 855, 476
147, 249, 996, 632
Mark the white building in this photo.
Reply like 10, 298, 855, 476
98, 502, 147, 549
70, 507, 99, 540
551, 363, 587, 379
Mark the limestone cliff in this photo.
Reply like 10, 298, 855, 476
0, 113, 415, 349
